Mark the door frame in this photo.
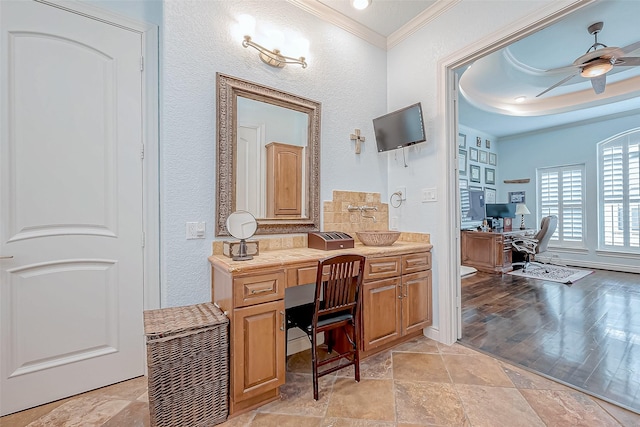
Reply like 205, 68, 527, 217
36, 0, 160, 310
439, 0, 597, 344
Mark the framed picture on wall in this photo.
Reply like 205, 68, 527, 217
469, 185, 483, 192
485, 187, 496, 203
485, 139, 491, 149
458, 133, 467, 148
508, 191, 526, 204
489, 152, 497, 166
476, 136, 482, 147
485, 167, 495, 185
459, 149, 467, 175
469, 147, 479, 162
459, 178, 468, 189
470, 164, 481, 182
479, 150, 488, 164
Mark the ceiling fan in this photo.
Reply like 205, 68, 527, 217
536, 21, 640, 97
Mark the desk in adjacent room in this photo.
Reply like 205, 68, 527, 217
461, 229, 534, 274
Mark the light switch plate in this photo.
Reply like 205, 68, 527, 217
186, 222, 206, 239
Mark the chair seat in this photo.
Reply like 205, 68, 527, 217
287, 303, 354, 334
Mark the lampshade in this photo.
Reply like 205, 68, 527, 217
515, 203, 530, 215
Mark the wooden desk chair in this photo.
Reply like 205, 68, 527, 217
285, 254, 366, 400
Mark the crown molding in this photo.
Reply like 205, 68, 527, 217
286, 0, 387, 49
387, 0, 461, 49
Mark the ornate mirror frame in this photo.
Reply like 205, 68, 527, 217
215, 73, 321, 236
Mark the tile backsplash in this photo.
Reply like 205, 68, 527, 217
323, 190, 389, 234
212, 190, 429, 255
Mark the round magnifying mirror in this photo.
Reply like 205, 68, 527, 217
226, 210, 257, 261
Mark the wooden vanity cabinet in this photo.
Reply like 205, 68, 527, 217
212, 266, 286, 414
210, 243, 433, 416
361, 252, 432, 353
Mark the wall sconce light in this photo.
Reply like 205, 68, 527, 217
242, 35, 307, 69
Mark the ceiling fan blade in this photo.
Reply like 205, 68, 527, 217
615, 57, 640, 66
591, 74, 606, 94
620, 40, 640, 56
536, 72, 579, 97
543, 64, 579, 74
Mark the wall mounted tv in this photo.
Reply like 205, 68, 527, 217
372, 102, 426, 152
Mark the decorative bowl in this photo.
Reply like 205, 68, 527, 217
356, 231, 401, 246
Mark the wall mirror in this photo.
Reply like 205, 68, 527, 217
216, 73, 321, 236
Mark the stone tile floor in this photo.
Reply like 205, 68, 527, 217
2, 336, 639, 426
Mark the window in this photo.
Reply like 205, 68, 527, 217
599, 129, 640, 251
537, 164, 585, 247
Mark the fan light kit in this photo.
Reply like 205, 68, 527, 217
537, 21, 640, 97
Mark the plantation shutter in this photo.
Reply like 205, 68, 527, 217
538, 165, 585, 246
599, 130, 640, 250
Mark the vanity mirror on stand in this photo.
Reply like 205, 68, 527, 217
215, 73, 321, 236
225, 211, 258, 261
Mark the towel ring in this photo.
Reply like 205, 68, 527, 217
390, 191, 403, 208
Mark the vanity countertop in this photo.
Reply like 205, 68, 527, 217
209, 241, 433, 274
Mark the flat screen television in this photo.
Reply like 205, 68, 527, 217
372, 103, 426, 152
485, 203, 517, 219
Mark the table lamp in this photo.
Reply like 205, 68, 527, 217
515, 203, 531, 230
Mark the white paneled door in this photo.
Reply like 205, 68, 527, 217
0, 1, 145, 415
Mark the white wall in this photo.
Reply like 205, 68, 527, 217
386, 0, 578, 334
498, 111, 640, 272
162, 0, 387, 306
87, 0, 162, 25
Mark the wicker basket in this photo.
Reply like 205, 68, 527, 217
144, 303, 229, 427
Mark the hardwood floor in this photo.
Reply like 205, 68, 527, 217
460, 267, 640, 414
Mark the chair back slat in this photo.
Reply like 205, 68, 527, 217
314, 254, 365, 322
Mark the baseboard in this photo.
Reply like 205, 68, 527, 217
423, 326, 441, 343
537, 253, 640, 274
286, 330, 324, 356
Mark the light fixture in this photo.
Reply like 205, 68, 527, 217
580, 58, 613, 78
515, 203, 531, 230
352, 0, 371, 10
242, 35, 307, 68
514, 96, 526, 103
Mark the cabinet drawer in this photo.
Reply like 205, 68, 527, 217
364, 256, 402, 281
286, 263, 317, 288
402, 252, 431, 274
233, 271, 285, 307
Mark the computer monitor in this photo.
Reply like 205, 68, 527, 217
461, 189, 485, 222
485, 203, 517, 219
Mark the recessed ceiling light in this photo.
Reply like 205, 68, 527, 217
352, 0, 371, 10
515, 96, 526, 103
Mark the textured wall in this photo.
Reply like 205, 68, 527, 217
162, 0, 387, 306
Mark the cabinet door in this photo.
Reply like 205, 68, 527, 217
232, 300, 286, 402
361, 277, 402, 351
401, 270, 432, 335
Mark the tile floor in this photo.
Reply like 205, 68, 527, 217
2, 336, 639, 426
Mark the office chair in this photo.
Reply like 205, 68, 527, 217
285, 254, 366, 400
512, 215, 558, 272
